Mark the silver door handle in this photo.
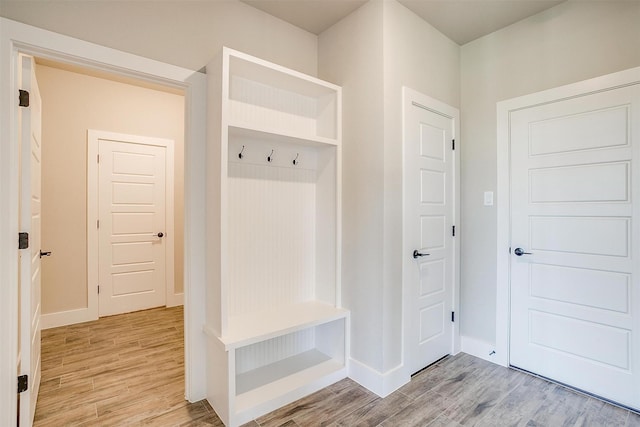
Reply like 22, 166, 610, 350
513, 247, 532, 256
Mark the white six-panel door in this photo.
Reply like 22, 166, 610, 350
18, 54, 42, 427
95, 133, 172, 317
509, 84, 640, 409
404, 88, 458, 375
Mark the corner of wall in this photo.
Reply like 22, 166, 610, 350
460, 335, 502, 365
348, 357, 409, 397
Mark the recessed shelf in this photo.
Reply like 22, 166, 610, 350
235, 349, 345, 412
228, 49, 339, 99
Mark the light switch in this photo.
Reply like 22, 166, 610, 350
484, 191, 494, 206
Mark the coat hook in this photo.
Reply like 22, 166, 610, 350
238, 145, 245, 159
267, 149, 274, 163
293, 153, 299, 166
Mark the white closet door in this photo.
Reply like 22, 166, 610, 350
18, 54, 43, 427
98, 138, 167, 316
510, 84, 640, 409
404, 92, 456, 375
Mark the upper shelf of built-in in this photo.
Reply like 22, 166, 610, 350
224, 48, 341, 146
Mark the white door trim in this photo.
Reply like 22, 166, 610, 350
88, 130, 177, 320
402, 87, 461, 380
0, 17, 207, 424
495, 66, 640, 368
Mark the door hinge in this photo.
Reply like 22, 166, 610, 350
452, 226, 456, 237
452, 139, 455, 150
451, 312, 455, 322
97, 154, 100, 163
97, 285, 100, 294
97, 220, 99, 229
18, 232, 29, 249
17, 375, 28, 393
19, 90, 29, 107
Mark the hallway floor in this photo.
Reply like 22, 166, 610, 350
35, 307, 640, 426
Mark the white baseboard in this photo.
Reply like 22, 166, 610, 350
41, 307, 96, 330
166, 292, 184, 308
42, 297, 184, 330
348, 358, 409, 398
461, 335, 502, 365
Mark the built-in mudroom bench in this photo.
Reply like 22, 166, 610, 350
204, 47, 348, 427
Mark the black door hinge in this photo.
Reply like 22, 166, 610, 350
451, 312, 455, 322
17, 375, 28, 393
19, 90, 29, 107
452, 226, 456, 237
18, 232, 29, 249
452, 139, 455, 150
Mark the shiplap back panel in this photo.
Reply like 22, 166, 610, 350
230, 76, 319, 138
235, 329, 315, 375
228, 163, 316, 316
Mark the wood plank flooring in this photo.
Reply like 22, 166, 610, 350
36, 307, 640, 426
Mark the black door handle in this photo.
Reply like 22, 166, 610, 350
157, 232, 164, 238
514, 247, 532, 256
39, 250, 52, 258
413, 250, 429, 259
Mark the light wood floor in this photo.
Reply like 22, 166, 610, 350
36, 307, 640, 426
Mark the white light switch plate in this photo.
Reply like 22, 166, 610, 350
484, 191, 494, 206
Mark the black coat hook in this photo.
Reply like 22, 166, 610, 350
267, 149, 274, 163
293, 153, 299, 166
238, 145, 245, 159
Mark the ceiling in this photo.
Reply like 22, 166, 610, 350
241, 0, 566, 45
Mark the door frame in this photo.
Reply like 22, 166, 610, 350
88, 130, 178, 320
495, 66, 640, 368
402, 86, 461, 379
0, 18, 207, 425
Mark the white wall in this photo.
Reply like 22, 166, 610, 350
460, 1, 640, 345
381, 0, 460, 372
319, 0, 460, 387
0, 0, 317, 76
319, 0, 386, 374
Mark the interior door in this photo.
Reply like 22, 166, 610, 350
404, 92, 456, 374
509, 84, 640, 409
18, 54, 42, 427
98, 137, 167, 316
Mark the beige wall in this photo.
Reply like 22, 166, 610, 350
36, 63, 185, 315
319, 0, 460, 374
460, 1, 640, 344
0, 0, 317, 76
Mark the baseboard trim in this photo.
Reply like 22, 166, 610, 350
166, 292, 184, 308
348, 358, 409, 398
41, 307, 96, 330
460, 335, 501, 365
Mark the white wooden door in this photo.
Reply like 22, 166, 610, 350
98, 136, 168, 316
404, 90, 457, 374
510, 84, 640, 409
18, 54, 42, 427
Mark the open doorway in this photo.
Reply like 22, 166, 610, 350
34, 59, 186, 326
1, 18, 208, 426
29, 57, 188, 424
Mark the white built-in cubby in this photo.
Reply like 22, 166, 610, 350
204, 47, 347, 427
